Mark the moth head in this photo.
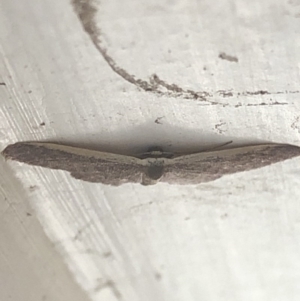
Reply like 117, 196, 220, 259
139, 146, 174, 159
142, 163, 164, 185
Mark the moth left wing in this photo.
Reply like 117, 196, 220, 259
161, 144, 300, 184
2, 142, 147, 185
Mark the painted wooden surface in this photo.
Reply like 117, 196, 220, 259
1, 0, 300, 300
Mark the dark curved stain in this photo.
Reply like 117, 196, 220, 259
71, 0, 299, 107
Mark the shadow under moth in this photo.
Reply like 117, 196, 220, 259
2, 142, 300, 186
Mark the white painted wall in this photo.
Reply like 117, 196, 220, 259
1, 0, 300, 300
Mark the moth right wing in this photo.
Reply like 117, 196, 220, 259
161, 144, 300, 184
2, 142, 147, 185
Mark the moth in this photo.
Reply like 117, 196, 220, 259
2, 142, 300, 186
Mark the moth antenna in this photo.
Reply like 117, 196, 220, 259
204, 140, 233, 152
170, 141, 233, 158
